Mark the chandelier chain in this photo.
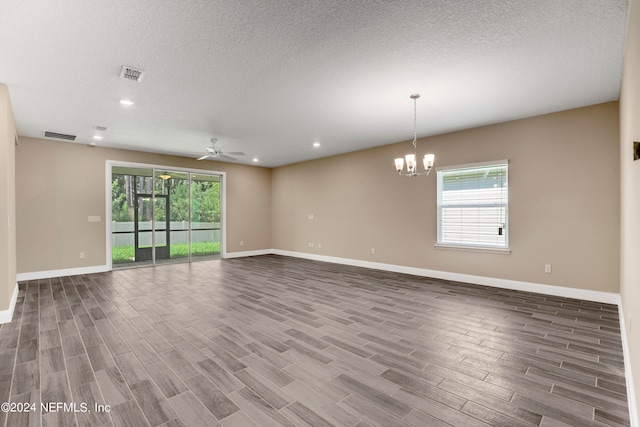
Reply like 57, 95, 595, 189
412, 95, 418, 151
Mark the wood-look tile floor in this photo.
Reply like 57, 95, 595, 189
0, 255, 630, 427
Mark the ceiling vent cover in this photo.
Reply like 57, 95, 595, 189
120, 65, 145, 82
44, 131, 76, 141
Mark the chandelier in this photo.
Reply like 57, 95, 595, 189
394, 94, 435, 176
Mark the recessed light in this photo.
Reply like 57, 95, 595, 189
252, 158, 259, 162
120, 99, 135, 106
93, 135, 104, 140
313, 142, 321, 148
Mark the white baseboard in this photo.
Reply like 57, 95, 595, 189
15, 251, 620, 305
618, 303, 639, 427
16, 265, 110, 282
270, 249, 620, 304
0, 283, 19, 324
223, 249, 273, 259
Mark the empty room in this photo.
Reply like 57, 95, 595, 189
1, 0, 640, 426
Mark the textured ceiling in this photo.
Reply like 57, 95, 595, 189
0, 0, 629, 167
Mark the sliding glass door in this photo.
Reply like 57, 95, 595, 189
111, 165, 222, 268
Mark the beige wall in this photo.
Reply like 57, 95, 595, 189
15, 137, 272, 274
620, 0, 640, 414
273, 102, 620, 293
0, 84, 17, 311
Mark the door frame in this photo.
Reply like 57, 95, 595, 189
105, 160, 227, 270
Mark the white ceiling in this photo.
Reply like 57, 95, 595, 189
0, 0, 629, 167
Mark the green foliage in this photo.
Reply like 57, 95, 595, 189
173, 242, 221, 257
112, 173, 220, 223
112, 245, 135, 263
192, 181, 220, 222
111, 176, 133, 221
167, 179, 189, 221
164, 179, 220, 222
112, 242, 221, 264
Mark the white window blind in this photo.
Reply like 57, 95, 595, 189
437, 161, 508, 249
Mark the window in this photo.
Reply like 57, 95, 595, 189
436, 160, 509, 251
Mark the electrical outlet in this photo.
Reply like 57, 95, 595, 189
544, 264, 552, 273
371, 247, 375, 254
317, 243, 322, 249
240, 240, 244, 246
308, 214, 314, 220
308, 242, 314, 248
80, 252, 85, 259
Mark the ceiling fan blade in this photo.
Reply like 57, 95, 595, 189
197, 154, 211, 160
224, 151, 244, 155
218, 154, 237, 160
205, 147, 215, 152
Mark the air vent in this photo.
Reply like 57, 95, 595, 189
120, 65, 145, 82
44, 131, 76, 141
94, 125, 108, 131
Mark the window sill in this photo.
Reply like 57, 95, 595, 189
434, 244, 511, 254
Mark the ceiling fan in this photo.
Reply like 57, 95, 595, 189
197, 138, 244, 161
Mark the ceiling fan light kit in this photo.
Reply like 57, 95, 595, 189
395, 94, 435, 177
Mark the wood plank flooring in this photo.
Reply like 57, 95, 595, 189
0, 254, 630, 426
